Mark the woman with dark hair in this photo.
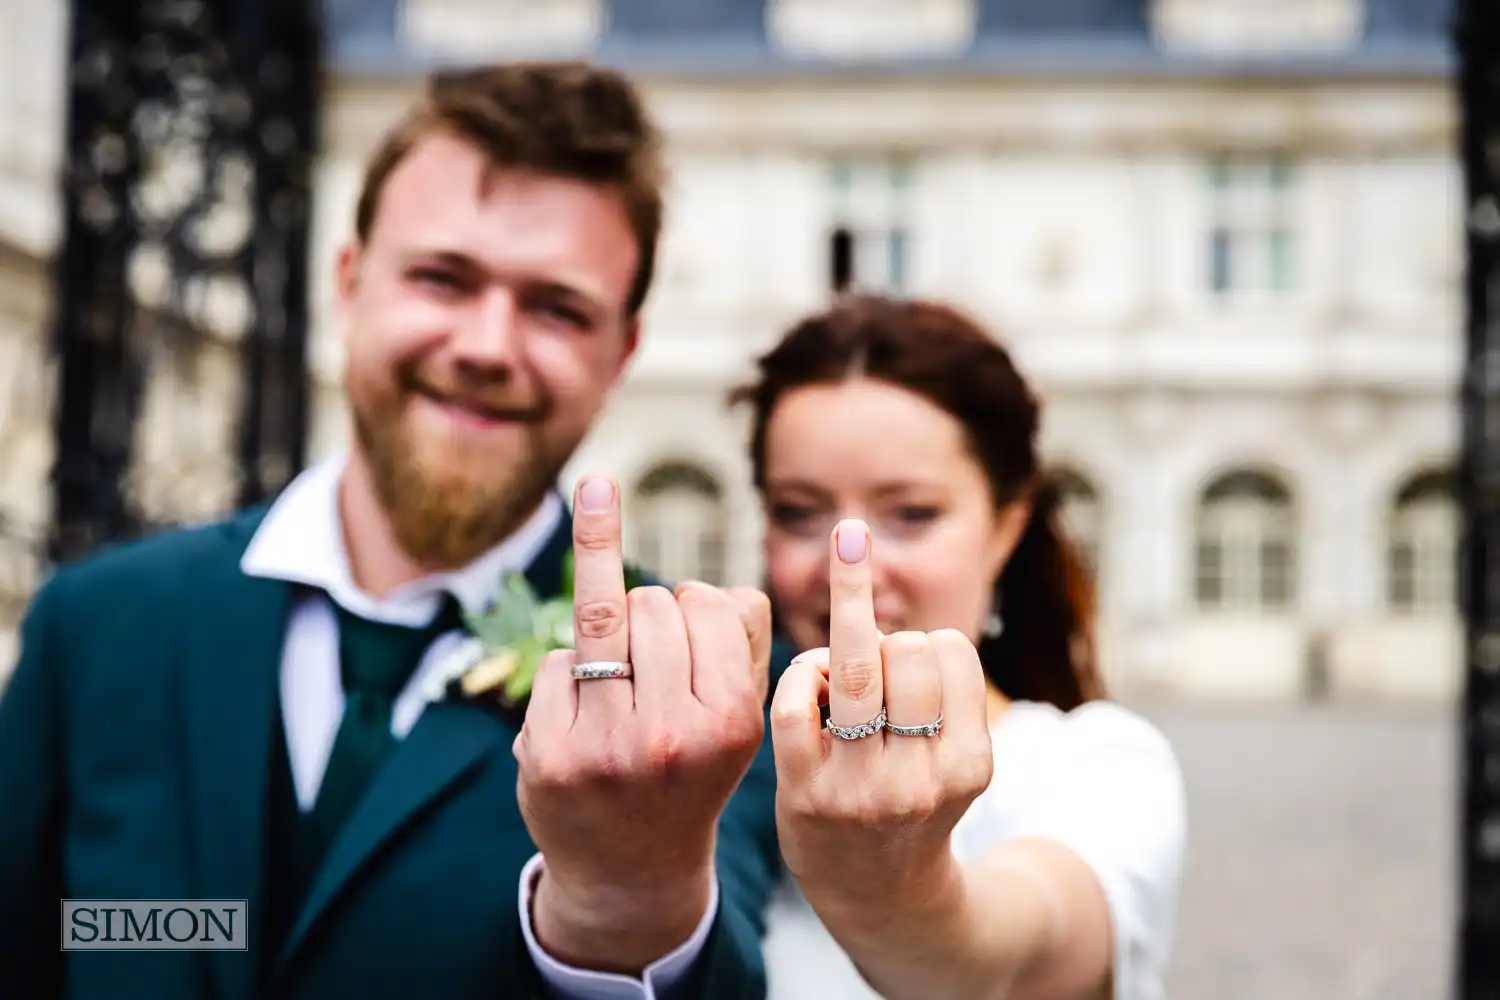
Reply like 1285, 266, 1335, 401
735, 295, 1186, 1000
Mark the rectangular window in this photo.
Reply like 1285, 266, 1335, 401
828, 156, 915, 294
887, 229, 909, 290
1209, 228, 1232, 293
1205, 154, 1298, 298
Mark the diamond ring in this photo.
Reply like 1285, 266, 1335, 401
571, 660, 633, 680
824, 706, 887, 741
886, 714, 943, 738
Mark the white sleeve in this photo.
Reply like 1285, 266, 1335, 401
516, 853, 720, 1000
984, 704, 1187, 1000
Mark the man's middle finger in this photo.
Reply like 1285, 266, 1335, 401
569, 475, 634, 720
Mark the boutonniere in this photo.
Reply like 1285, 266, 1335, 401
423, 550, 648, 712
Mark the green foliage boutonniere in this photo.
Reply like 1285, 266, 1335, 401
425, 550, 648, 710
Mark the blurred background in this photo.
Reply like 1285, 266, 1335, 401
0, 1, 1470, 997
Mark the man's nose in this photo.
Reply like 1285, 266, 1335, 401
450, 286, 523, 367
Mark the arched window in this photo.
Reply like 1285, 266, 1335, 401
1194, 469, 1295, 611
1388, 469, 1457, 614
627, 462, 729, 586
1055, 469, 1102, 578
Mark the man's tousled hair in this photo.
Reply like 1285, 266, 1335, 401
354, 60, 667, 315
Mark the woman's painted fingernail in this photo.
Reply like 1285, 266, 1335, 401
836, 520, 868, 564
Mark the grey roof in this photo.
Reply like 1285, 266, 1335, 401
975, 0, 1150, 34
607, 0, 768, 38
324, 0, 1453, 78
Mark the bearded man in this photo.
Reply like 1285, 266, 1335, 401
0, 61, 786, 1000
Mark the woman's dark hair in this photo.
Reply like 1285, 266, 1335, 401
730, 294, 1106, 711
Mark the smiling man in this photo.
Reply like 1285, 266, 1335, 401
0, 62, 784, 1000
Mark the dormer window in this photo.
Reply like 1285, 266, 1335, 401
1152, 0, 1364, 56
768, 0, 976, 60
399, 0, 605, 59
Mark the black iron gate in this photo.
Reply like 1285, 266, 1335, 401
1459, 0, 1500, 996
41, 0, 319, 570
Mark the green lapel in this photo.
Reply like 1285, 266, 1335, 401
269, 504, 575, 977
177, 506, 292, 1000
270, 700, 511, 979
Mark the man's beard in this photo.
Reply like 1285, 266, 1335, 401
351, 381, 574, 570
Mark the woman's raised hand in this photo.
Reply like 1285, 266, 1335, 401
769, 518, 996, 923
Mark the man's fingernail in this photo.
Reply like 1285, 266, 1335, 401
579, 476, 614, 512
836, 520, 868, 564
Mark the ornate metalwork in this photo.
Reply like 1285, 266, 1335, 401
45, 0, 319, 566
1459, 0, 1500, 995
0, 244, 55, 646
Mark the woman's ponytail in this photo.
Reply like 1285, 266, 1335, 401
978, 472, 1106, 711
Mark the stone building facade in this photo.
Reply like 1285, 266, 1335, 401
0, 0, 1461, 701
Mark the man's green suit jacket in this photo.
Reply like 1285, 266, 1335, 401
0, 505, 787, 999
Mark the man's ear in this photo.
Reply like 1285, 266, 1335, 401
622, 315, 640, 365
334, 239, 363, 313
608, 315, 641, 388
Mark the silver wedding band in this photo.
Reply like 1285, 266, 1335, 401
886, 714, 944, 738
571, 660, 633, 680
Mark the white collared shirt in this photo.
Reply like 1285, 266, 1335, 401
240, 453, 717, 1000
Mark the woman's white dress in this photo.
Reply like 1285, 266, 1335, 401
761, 700, 1188, 1000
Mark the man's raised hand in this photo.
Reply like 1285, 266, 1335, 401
516, 474, 770, 973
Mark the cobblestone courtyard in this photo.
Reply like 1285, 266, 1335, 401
1138, 699, 1456, 999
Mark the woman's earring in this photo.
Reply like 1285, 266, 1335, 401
983, 604, 1004, 639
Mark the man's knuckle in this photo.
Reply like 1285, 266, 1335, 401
530, 752, 577, 790
580, 743, 629, 782
574, 524, 617, 552
627, 585, 673, 615
574, 598, 626, 639
641, 729, 682, 773
723, 708, 764, 748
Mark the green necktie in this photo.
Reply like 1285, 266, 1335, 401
303, 595, 462, 868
